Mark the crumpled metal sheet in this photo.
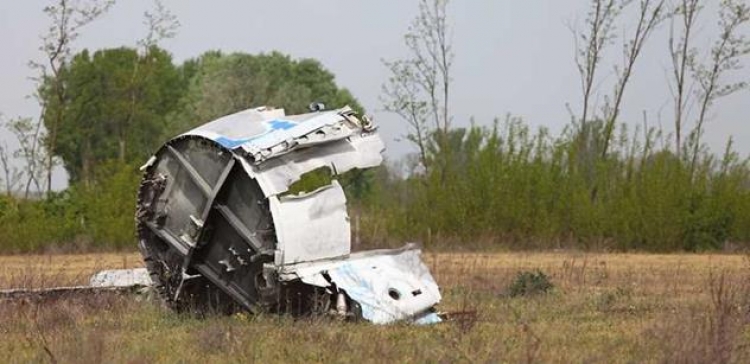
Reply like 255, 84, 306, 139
89, 268, 151, 288
269, 181, 351, 265
184, 106, 382, 170
181, 106, 383, 266
184, 106, 384, 198
181, 106, 287, 150
279, 244, 442, 324
243, 133, 384, 198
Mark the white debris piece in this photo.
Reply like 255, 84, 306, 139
269, 181, 351, 265
89, 268, 151, 288
278, 244, 442, 324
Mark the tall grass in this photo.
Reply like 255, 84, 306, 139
359, 118, 750, 252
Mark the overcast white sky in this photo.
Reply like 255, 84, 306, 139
1, 1, 748, 189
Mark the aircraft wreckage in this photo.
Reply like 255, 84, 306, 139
116, 105, 442, 324
0, 106, 442, 324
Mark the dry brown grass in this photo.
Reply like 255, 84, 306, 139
0, 253, 141, 289
1, 251, 749, 363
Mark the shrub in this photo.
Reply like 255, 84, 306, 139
507, 270, 554, 297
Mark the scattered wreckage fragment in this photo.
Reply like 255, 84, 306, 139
133, 105, 442, 324
0, 269, 151, 302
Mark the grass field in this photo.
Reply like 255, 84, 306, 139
2, 251, 750, 363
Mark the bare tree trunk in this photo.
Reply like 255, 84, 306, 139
116, 0, 179, 164
574, 0, 619, 130
600, 0, 666, 159
571, 0, 622, 195
690, 60, 721, 178
31, 0, 114, 197
44, 0, 71, 197
571, 0, 665, 202
19, 105, 46, 199
688, 0, 750, 178
381, 0, 453, 175
669, 0, 700, 158
0, 142, 19, 197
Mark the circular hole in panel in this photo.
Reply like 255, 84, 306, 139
388, 288, 401, 301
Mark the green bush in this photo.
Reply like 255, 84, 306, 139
507, 270, 554, 297
0, 161, 140, 253
0, 193, 78, 252
69, 161, 141, 249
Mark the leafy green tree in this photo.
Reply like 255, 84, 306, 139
167, 51, 363, 135
41, 46, 183, 185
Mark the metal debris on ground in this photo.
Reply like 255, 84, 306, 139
127, 105, 443, 324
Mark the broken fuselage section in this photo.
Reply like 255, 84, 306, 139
136, 106, 441, 324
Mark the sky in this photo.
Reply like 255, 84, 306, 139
0, 1, 748, 189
